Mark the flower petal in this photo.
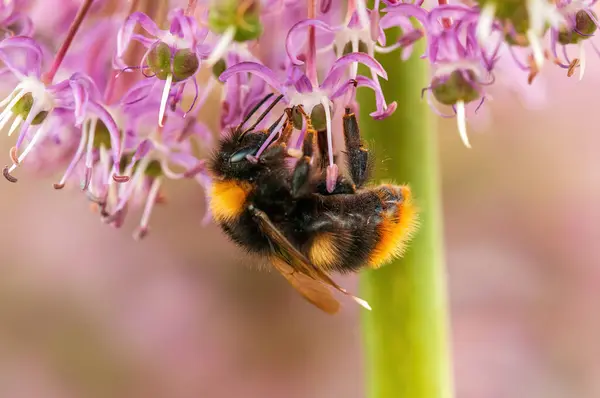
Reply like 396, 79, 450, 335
321, 52, 387, 91
219, 62, 286, 94
286, 19, 335, 66
117, 12, 161, 58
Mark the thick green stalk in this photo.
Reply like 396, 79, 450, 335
358, 41, 454, 397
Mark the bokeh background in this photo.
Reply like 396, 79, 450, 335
2, 1, 600, 398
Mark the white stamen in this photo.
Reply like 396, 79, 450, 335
321, 97, 334, 167
0, 88, 21, 108
206, 26, 236, 66
114, 157, 150, 211
160, 159, 186, 179
0, 89, 27, 131
85, 118, 96, 168
351, 38, 359, 79
158, 73, 173, 127
375, 43, 402, 54
7, 116, 22, 137
8, 124, 46, 172
57, 129, 87, 186
139, 177, 162, 230
579, 42, 586, 81
456, 101, 471, 149
477, 3, 496, 44
527, 29, 545, 69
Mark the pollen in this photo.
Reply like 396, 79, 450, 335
210, 180, 252, 222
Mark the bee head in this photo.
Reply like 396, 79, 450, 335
209, 127, 285, 181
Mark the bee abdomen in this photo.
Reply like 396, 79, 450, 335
367, 185, 419, 268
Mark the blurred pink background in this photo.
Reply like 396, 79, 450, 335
3, 2, 600, 398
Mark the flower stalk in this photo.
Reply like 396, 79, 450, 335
41, 0, 94, 84
358, 33, 454, 398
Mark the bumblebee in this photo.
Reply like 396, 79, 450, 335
209, 94, 418, 314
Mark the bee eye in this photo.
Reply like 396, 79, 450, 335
229, 148, 256, 163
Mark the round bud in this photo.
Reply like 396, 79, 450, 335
145, 160, 163, 177
212, 58, 227, 79
173, 49, 199, 81
310, 104, 328, 132
11, 93, 49, 125
341, 40, 369, 55
147, 42, 172, 80
290, 104, 330, 132
119, 153, 134, 174
558, 10, 598, 45
431, 70, 480, 106
477, 0, 544, 43
93, 120, 112, 149
291, 106, 303, 130
32, 111, 48, 125
208, 0, 263, 42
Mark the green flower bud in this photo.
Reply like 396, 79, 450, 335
144, 160, 163, 177
11, 93, 49, 125
93, 120, 112, 149
558, 10, 598, 45
119, 154, 162, 177
342, 40, 370, 55
477, 0, 550, 44
291, 105, 329, 131
431, 70, 480, 106
208, 0, 263, 42
147, 42, 172, 80
119, 153, 133, 174
310, 104, 327, 131
173, 49, 199, 82
212, 58, 227, 80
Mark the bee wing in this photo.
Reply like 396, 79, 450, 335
270, 257, 340, 314
250, 206, 371, 312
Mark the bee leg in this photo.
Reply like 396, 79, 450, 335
343, 107, 370, 188
291, 127, 316, 198
274, 108, 295, 146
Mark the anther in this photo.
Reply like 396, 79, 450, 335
134, 227, 149, 241
53, 183, 65, 190
9, 147, 19, 165
567, 58, 580, 77
3, 166, 17, 183
113, 175, 130, 183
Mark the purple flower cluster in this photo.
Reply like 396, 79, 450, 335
2, 0, 598, 237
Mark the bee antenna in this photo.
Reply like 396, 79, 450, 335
242, 94, 285, 135
267, 112, 285, 134
238, 93, 274, 131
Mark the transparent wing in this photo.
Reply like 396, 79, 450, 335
250, 206, 371, 312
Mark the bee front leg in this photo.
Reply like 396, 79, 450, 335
291, 127, 316, 198
343, 107, 370, 188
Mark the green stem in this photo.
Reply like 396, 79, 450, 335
358, 39, 454, 398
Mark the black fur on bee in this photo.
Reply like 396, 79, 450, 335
209, 94, 417, 313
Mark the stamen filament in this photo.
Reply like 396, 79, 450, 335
159, 73, 173, 126
8, 123, 46, 174
135, 177, 162, 240
455, 101, 471, 148
206, 26, 236, 66
54, 129, 88, 189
